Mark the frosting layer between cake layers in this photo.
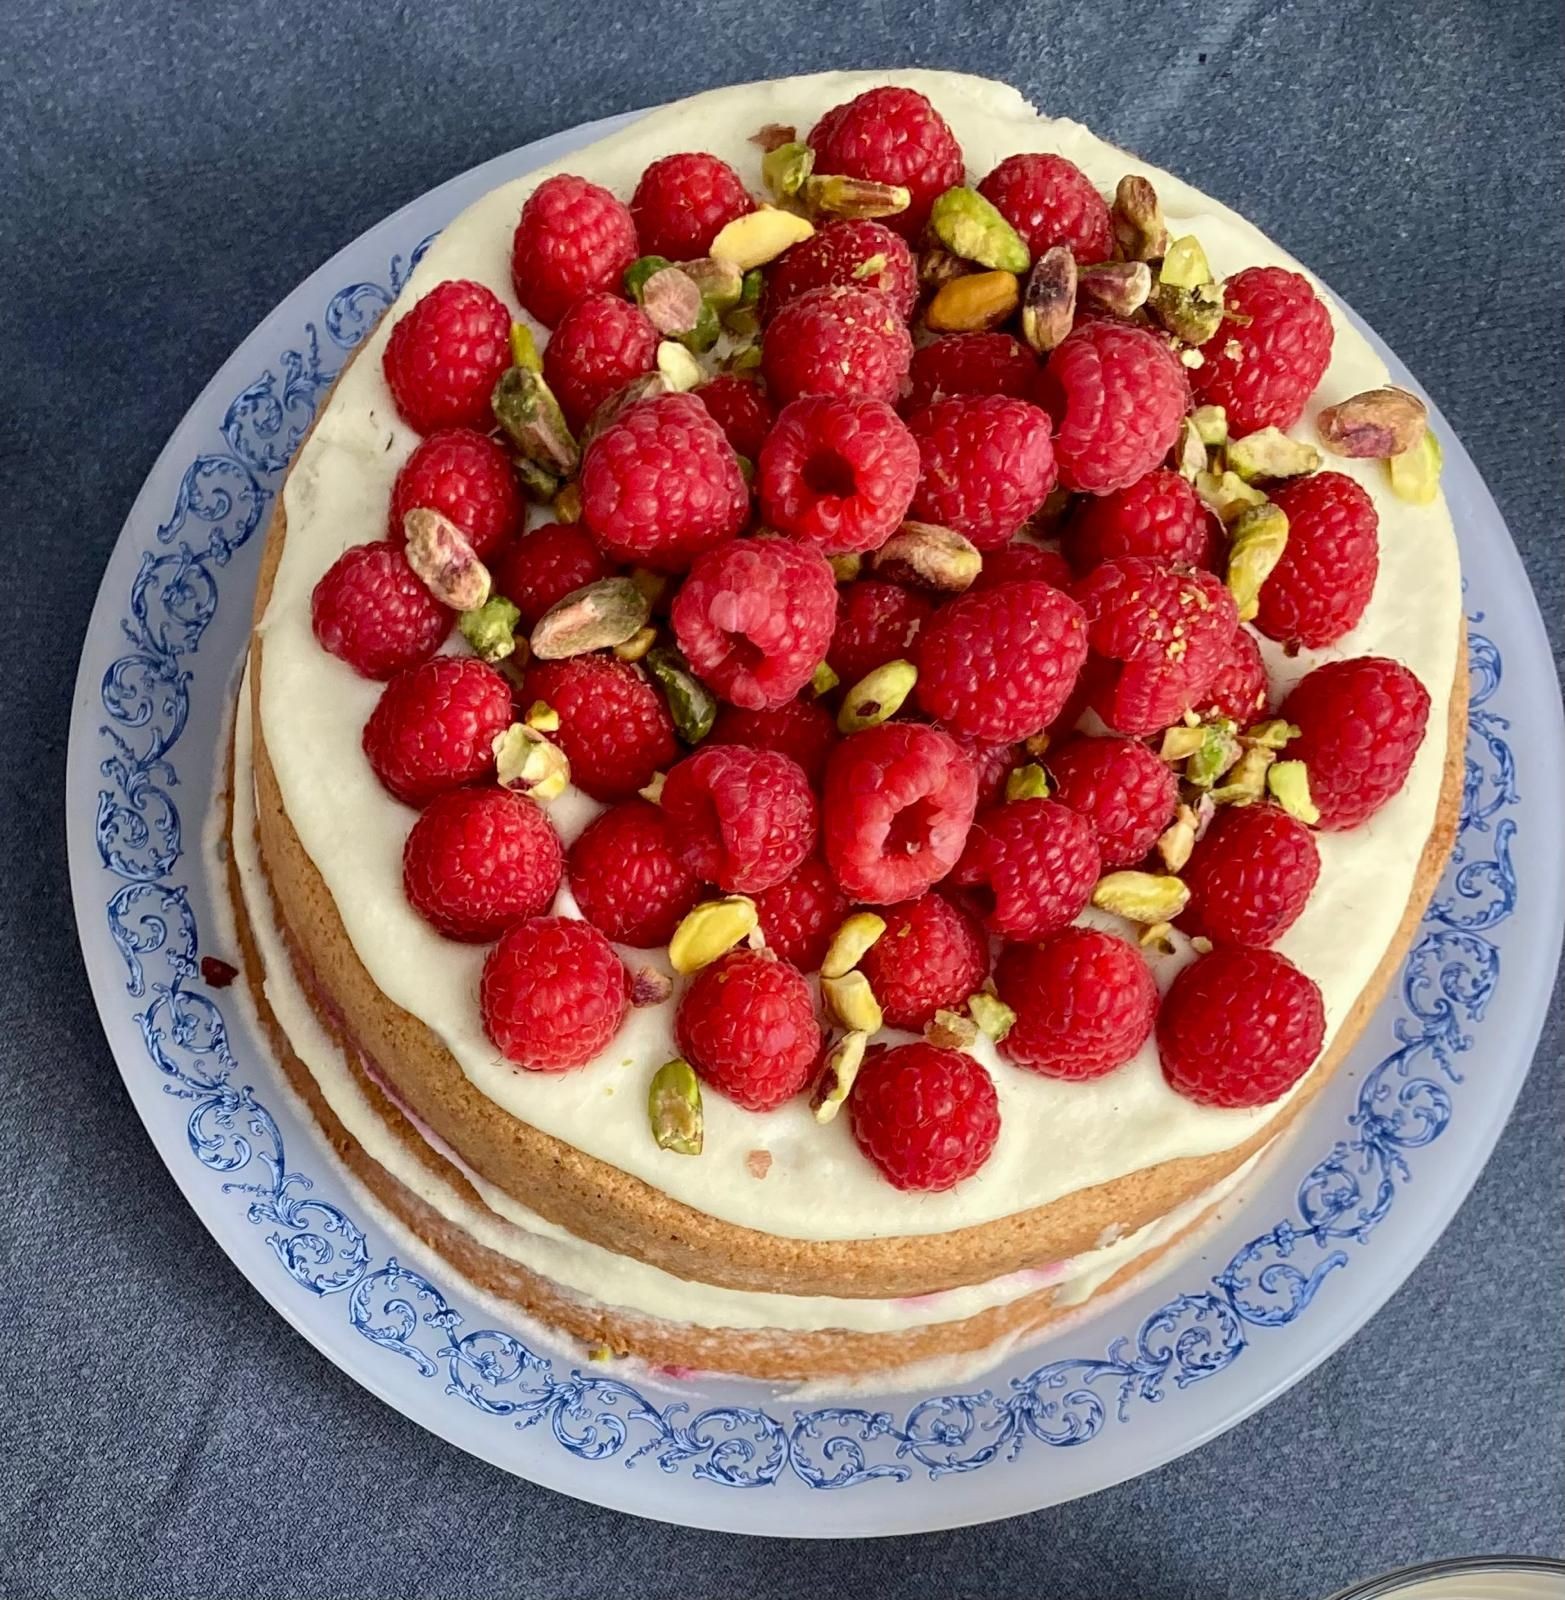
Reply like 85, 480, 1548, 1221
255, 69, 1462, 1245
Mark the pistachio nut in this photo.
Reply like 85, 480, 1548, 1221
1020, 245, 1078, 354
710, 206, 815, 270
1139, 921, 1177, 954
402, 507, 492, 612
1077, 259, 1153, 318
656, 340, 704, 391
820, 912, 888, 980
1156, 804, 1200, 872
925, 269, 1021, 332
669, 896, 759, 974
967, 990, 1017, 1043
871, 521, 982, 591
1244, 718, 1300, 750
828, 552, 863, 582
918, 246, 970, 290
1267, 758, 1321, 824
800, 174, 911, 221
1225, 502, 1290, 621
491, 365, 579, 476
624, 254, 675, 302
929, 185, 1030, 271
722, 269, 765, 339
1174, 417, 1212, 481
639, 266, 705, 337
1005, 763, 1050, 802
1195, 467, 1269, 524
458, 594, 521, 664
679, 255, 745, 313
638, 771, 666, 805
821, 970, 883, 1034
837, 659, 917, 732
1193, 405, 1229, 447
1111, 174, 1169, 262
724, 338, 762, 371
925, 1009, 980, 1051
1184, 719, 1243, 788
613, 625, 658, 663
1386, 427, 1443, 505
512, 456, 561, 503
492, 723, 570, 802
1023, 731, 1051, 759
630, 966, 674, 1008
761, 140, 814, 201
1190, 934, 1215, 954
1150, 280, 1225, 345
749, 122, 797, 152
1159, 235, 1215, 290
552, 481, 582, 524
648, 1059, 703, 1155
1092, 870, 1191, 924
508, 322, 542, 373
1228, 427, 1322, 484
1208, 743, 1275, 806
811, 1030, 869, 1124
810, 660, 841, 696
523, 700, 559, 732
629, 567, 671, 607
1159, 723, 1211, 763
645, 647, 717, 744
1316, 386, 1429, 459
530, 576, 652, 659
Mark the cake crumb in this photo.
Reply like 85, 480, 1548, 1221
745, 1149, 773, 1179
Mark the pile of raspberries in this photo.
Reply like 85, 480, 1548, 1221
309, 84, 1433, 1194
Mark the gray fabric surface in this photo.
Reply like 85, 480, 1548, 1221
2, 1, 1562, 1594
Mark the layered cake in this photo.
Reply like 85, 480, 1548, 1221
228, 69, 1466, 1380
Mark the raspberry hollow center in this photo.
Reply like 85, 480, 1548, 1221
803, 450, 858, 500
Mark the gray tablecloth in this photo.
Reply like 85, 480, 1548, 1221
3, 2, 1562, 1595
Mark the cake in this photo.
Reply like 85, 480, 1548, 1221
227, 69, 1466, 1382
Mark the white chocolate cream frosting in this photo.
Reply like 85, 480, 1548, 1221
255, 70, 1460, 1245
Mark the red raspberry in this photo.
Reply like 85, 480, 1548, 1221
1065, 468, 1217, 574
906, 396, 1058, 551
762, 287, 914, 407
481, 917, 629, 1071
403, 787, 563, 942
849, 1043, 1000, 1191
387, 428, 525, 560
903, 332, 1036, 415
629, 151, 752, 261
311, 541, 451, 681
823, 723, 978, 903
758, 395, 920, 555
695, 375, 775, 462
1196, 624, 1269, 726
671, 536, 837, 709
976, 152, 1114, 264
952, 798, 1099, 941
954, 734, 1024, 808
710, 697, 838, 787
914, 580, 1088, 743
1073, 558, 1239, 735
858, 893, 989, 1031
509, 173, 639, 328
1180, 803, 1321, 948
382, 280, 512, 435
566, 799, 701, 948
524, 655, 677, 802
492, 521, 613, 629
1047, 735, 1179, 869
751, 857, 848, 972
363, 656, 513, 807
1191, 266, 1334, 434
827, 580, 933, 686
765, 219, 918, 322
675, 949, 821, 1112
1278, 656, 1430, 830
1256, 471, 1379, 649
580, 393, 749, 572
541, 292, 659, 433
808, 86, 964, 237
972, 542, 1073, 593
661, 745, 818, 893
1158, 945, 1325, 1108
996, 927, 1158, 1079
1037, 321, 1189, 496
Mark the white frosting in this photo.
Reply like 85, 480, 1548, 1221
256, 70, 1460, 1244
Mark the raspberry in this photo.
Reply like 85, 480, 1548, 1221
906, 396, 1058, 550
761, 287, 914, 407
382, 279, 512, 435
387, 428, 525, 560
976, 152, 1114, 264
808, 87, 965, 237
758, 395, 920, 554
914, 580, 1088, 743
972, 542, 1073, 593
509, 173, 639, 328
1180, 803, 1321, 948
1073, 558, 1239, 735
996, 927, 1158, 1079
363, 656, 513, 807
751, 857, 848, 971
1065, 468, 1217, 574
524, 655, 677, 802
660, 745, 818, 893
629, 152, 752, 261
827, 580, 933, 686
823, 723, 978, 903
1191, 266, 1334, 433
765, 219, 918, 322
492, 520, 613, 629
1037, 321, 1189, 496
858, 893, 989, 1031
1196, 624, 1269, 726
403, 787, 563, 942
674, 949, 820, 1112
954, 733, 1024, 808
1278, 656, 1430, 830
481, 917, 628, 1072
566, 799, 700, 948
541, 292, 659, 433
710, 697, 838, 786
1047, 735, 1179, 869
952, 797, 1099, 941
671, 536, 838, 709
1158, 945, 1325, 1108
694, 375, 775, 462
903, 331, 1037, 414
1256, 471, 1379, 649
311, 541, 451, 681
849, 1043, 999, 1191
580, 393, 749, 571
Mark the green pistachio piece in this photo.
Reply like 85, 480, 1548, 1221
524, 699, 559, 732
614, 625, 658, 663
1317, 386, 1429, 459
710, 206, 814, 270
648, 1059, 703, 1155
669, 896, 758, 974
1185, 719, 1243, 788
761, 140, 814, 201
492, 723, 570, 802
1386, 427, 1444, 505
402, 507, 492, 612
508, 322, 542, 373
925, 1009, 979, 1051
459, 595, 521, 664
838, 659, 917, 732
800, 174, 911, 220
1195, 468, 1269, 524
821, 912, 887, 980
492, 366, 578, 476
511, 456, 560, 502
1156, 804, 1200, 872
639, 265, 704, 336
1193, 405, 1229, 447
1244, 719, 1300, 751
1077, 259, 1152, 317
1159, 724, 1210, 763
1092, 870, 1191, 924
811, 1031, 869, 1123
1228, 427, 1322, 484
1173, 416, 1212, 481
1267, 759, 1321, 824
680, 256, 745, 312
1005, 763, 1050, 802
929, 185, 1030, 272
828, 553, 863, 582
1150, 280, 1225, 345
967, 990, 1017, 1043
624, 254, 676, 303
1208, 743, 1275, 805
1159, 235, 1215, 290
1226, 503, 1290, 621
872, 521, 982, 592
821, 970, 883, 1034
918, 245, 969, 290
1111, 174, 1168, 262
656, 340, 705, 390
645, 646, 717, 744
530, 576, 652, 659
1020, 245, 1078, 354
810, 661, 840, 696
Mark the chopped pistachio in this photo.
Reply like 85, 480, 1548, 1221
1150, 279, 1225, 344
1195, 468, 1269, 524
512, 456, 561, 503
492, 365, 579, 476
648, 1059, 703, 1155
680, 256, 744, 313
1139, 921, 1177, 954
810, 661, 840, 696
638, 771, 666, 805
630, 966, 673, 1008
1111, 174, 1169, 262
821, 912, 887, 980
613, 624, 658, 663
1005, 763, 1051, 802
1226, 502, 1290, 621
872, 521, 982, 591
552, 481, 582, 524
402, 507, 492, 611
1174, 417, 1212, 482
1020, 245, 1077, 353
1077, 259, 1152, 318
1317, 386, 1429, 459
800, 174, 911, 220
967, 990, 1017, 1043
811, 1031, 869, 1123
925, 269, 1020, 332
838, 659, 917, 732
1228, 427, 1322, 484
1190, 935, 1214, 954
926, 1009, 980, 1051
710, 206, 815, 270
639, 265, 705, 337
929, 185, 1030, 271
1386, 427, 1444, 505
492, 723, 570, 802
1159, 235, 1215, 290
918, 245, 969, 290
1267, 759, 1321, 824
1208, 743, 1275, 805
458, 595, 520, 664
1193, 405, 1229, 447
1092, 870, 1191, 924
1187, 720, 1244, 788
822, 970, 883, 1034
656, 340, 704, 391
1244, 718, 1300, 751
1156, 804, 1199, 872
1160, 724, 1210, 763
828, 553, 863, 583
530, 576, 652, 659
523, 699, 559, 732
508, 322, 542, 373
624, 254, 675, 302
761, 140, 814, 201
628, 567, 670, 607
645, 647, 717, 745
668, 896, 759, 974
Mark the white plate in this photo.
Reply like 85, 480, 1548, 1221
67, 110, 1565, 1536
